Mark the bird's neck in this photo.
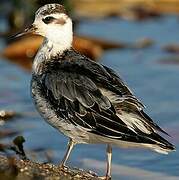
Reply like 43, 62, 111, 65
32, 38, 72, 74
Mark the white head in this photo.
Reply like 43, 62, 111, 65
19, 4, 73, 53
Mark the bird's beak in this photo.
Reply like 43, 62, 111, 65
15, 24, 37, 38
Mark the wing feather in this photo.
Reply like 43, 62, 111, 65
43, 70, 141, 140
40, 53, 171, 147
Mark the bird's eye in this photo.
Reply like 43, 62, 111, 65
42, 16, 55, 24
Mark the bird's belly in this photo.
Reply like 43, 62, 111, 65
31, 78, 90, 144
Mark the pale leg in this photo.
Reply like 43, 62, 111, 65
106, 144, 112, 179
99, 144, 112, 180
59, 138, 75, 167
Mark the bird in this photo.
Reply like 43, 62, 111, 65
17, 4, 175, 179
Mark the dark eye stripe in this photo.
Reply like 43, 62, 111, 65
54, 18, 66, 25
42, 16, 55, 24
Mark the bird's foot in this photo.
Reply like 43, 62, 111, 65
99, 175, 111, 180
58, 164, 69, 172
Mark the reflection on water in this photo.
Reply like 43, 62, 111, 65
0, 16, 179, 179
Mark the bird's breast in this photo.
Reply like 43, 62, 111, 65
30, 75, 90, 143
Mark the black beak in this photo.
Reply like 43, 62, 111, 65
14, 24, 37, 38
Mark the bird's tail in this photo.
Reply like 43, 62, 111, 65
146, 133, 175, 154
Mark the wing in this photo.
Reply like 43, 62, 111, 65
53, 51, 167, 136
101, 65, 168, 135
40, 55, 168, 146
43, 70, 137, 140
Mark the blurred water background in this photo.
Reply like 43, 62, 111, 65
0, 1, 179, 179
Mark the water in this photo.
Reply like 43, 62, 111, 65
0, 16, 179, 179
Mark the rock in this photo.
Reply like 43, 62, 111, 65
0, 110, 16, 121
0, 155, 100, 180
72, 0, 179, 18
163, 44, 179, 54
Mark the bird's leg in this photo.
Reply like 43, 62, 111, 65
59, 138, 75, 169
99, 144, 112, 180
106, 144, 112, 179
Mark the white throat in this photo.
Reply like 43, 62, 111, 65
45, 16, 73, 53
32, 15, 73, 74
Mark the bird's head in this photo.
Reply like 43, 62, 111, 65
17, 4, 73, 49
